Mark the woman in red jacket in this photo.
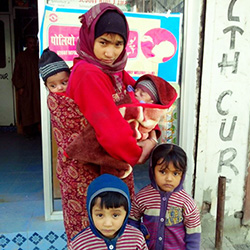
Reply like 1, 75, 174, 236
51, 3, 158, 242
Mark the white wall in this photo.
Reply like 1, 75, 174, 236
195, 0, 250, 217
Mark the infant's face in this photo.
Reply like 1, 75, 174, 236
135, 87, 154, 103
46, 71, 69, 93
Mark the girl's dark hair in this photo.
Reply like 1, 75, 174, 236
91, 191, 128, 213
152, 144, 187, 174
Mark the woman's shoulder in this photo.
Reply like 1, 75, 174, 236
72, 60, 103, 74
123, 70, 136, 86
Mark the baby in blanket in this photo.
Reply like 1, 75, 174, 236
65, 74, 177, 179
122, 75, 177, 142
39, 48, 135, 178
39, 48, 177, 179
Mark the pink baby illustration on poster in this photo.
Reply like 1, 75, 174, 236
126, 27, 177, 78
141, 28, 177, 63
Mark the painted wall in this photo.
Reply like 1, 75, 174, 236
195, 0, 250, 220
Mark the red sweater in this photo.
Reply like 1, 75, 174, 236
67, 61, 142, 166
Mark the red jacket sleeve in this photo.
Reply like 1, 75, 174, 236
67, 62, 142, 166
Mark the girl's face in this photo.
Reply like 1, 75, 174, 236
46, 71, 69, 93
93, 33, 124, 66
154, 159, 182, 192
92, 197, 127, 239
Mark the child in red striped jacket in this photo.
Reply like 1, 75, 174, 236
128, 143, 201, 250
68, 174, 148, 250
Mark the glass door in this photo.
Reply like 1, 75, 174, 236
39, 0, 202, 219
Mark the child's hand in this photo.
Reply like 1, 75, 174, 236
101, 165, 132, 179
140, 224, 150, 244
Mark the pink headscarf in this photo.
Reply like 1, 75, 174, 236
76, 3, 129, 74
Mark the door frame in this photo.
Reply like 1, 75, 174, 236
0, 14, 16, 126
179, 0, 204, 195
38, 0, 63, 221
39, 0, 203, 220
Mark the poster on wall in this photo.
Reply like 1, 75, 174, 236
47, 0, 129, 11
40, 5, 182, 83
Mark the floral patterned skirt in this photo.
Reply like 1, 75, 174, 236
57, 150, 135, 242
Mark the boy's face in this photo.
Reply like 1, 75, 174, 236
46, 71, 69, 93
92, 197, 127, 239
154, 159, 182, 192
93, 33, 124, 66
135, 87, 154, 103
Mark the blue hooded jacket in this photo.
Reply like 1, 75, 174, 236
86, 174, 131, 249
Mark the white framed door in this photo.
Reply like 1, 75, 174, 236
39, 0, 202, 220
0, 15, 15, 126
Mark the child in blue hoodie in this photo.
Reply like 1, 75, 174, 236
128, 143, 201, 250
68, 174, 148, 250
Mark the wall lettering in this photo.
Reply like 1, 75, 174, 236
218, 0, 242, 73
216, 0, 244, 187
219, 116, 237, 141
218, 52, 239, 73
223, 26, 244, 49
217, 90, 237, 140
228, 0, 239, 21
216, 90, 232, 115
218, 148, 238, 175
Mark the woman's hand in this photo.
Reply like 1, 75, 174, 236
136, 138, 157, 164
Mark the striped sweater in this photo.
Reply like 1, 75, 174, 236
68, 224, 148, 250
129, 184, 201, 250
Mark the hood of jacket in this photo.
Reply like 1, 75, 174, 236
76, 3, 129, 74
136, 74, 177, 108
148, 144, 185, 194
86, 174, 131, 242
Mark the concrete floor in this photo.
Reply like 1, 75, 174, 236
0, 129, 67, 249
1, 128, 250, 249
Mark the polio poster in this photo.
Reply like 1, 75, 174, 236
40, 5, 182, 83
